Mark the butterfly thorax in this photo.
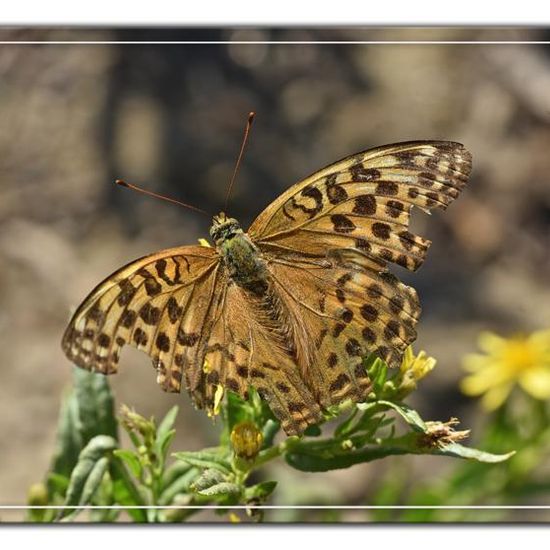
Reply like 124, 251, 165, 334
211, 212, 268, 295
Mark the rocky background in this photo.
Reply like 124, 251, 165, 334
1, 27, 549, 521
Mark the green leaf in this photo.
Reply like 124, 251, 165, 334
191, 469, 227, 492
110, 459, 147, 522
197, 482, 241, 497
157, 429, 176, 462
157, 406, 179, 445
79, 456, 109, 506
51, 369, 117, 487
58, 435, 117, 520
225, 391, 249, 432
377, 400, 427, 432
113, 450, 142, 478
285, 445, 408, 472
365, 355, 388, 395
161, 461, 193, 487
73, 368, 118, 444
350, 415, 390, 447
172, 451, 232, 474
334, 408, 359, 438
50, 390, 83, 480
159, 468, 199, 505
262, 419, 280, 447
46, 472, 70, 497
244, 481, 277, 502
435, 442, 515, 463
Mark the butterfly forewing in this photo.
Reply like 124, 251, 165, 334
248, 141, 471, 272
62, 246, 219, 390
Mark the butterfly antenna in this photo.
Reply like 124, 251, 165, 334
115, 179, 209, 216
224, 111, 255, 211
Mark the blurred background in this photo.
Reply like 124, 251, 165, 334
1, 27, 550, 521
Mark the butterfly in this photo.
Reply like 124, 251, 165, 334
62, 137, 471, 435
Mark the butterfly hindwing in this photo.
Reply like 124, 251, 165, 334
265, 247, 419, 406
197, 278, 324, 435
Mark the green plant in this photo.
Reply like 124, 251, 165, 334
26, 348, 512, 523
369, 329, 550, 523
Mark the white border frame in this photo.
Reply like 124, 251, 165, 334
1, 31, 549, 519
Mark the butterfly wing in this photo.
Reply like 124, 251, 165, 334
261, 248, 420, 417
247, 140, 471, 380
248, 140, 471, 270
62, 242, 325, 434
62, 245, 221, 394
195, 281, 325, 434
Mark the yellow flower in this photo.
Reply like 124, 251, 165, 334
400, 346, 436, 380
396, 346, 437, 397
461, 330, 550, 410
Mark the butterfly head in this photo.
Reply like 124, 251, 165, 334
210, 212, 243, 245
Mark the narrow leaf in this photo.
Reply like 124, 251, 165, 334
334, 408, 359, 438
435, 442, 515, 463
197, 482, 241, 497
377, 400, 427, 432
113, 449, 142, 478
73, 368, 117, 444
244, 481, 277, 501
161, 461, 193, 488
192, 469, 227, 492
157, 429, 176, 462
110, 459, 147, 522
159, 468, 199, 505
58, 435, 117, 520
46, 472, 70, 497
172, 451, 232, 474
262, 419, 280, 448
79, 456, 109, 505
285, 445, 409, 472
50, 390, 83, 479
157, 406, 179, 444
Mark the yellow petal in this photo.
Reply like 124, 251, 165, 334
460, 373, 491, 396
213, 383, 225, 416
481, 382, 513, 410
518, 367, 550, 400
478, 331, 506, 354
528, 329, 550, 348
462, 354, 492, 373
460, 362, 514, 395
399, 346, 414, 373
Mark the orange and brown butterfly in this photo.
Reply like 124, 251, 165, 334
62, 112, 472, 436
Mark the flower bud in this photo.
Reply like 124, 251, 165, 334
27, 482, 48, 506
230, 421, 263, 460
